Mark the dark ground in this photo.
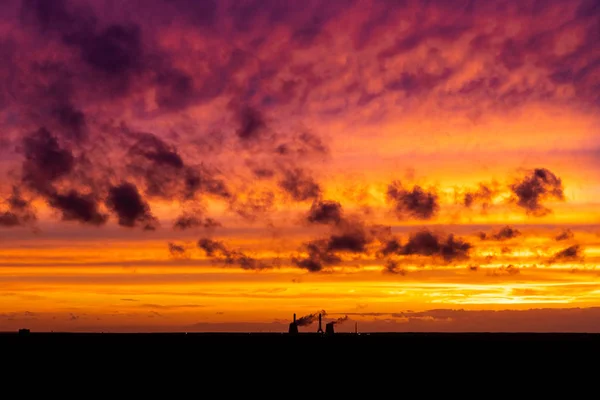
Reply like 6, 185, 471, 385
5, 331, 600, 341
3, 332, 597, 386
4, 331, 600, 353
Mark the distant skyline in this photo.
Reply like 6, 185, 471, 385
1, 0, 599, 332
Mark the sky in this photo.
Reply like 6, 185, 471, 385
1, 0, 599, 333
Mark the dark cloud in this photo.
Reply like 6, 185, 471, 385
202, 218, 221, 230
278, 168, 321, 201
166, 0, 219, 26
275, 131, 329, 157
106, 182, 158, 230
224, 252, 270, 271
436, 234, 473, 262
0, 212, 21, 227
402, 231, 471, 261
546, 13, 600, 108
128, 132, 184, 170
510, 168, 565, 216
197, 238, 228, 257
384, 260, 407, 275
249, 166, 276, 179
18, 117, 109, 227
292, 239, 341, 272
382, 230, 472, 263
8, 188, 32, 213
295, 199, 419, 274
306, 200, 343, 225
296, 131, 328, 156
20, 128, 75, 194
488, 265, 520, 276
48, 190, 107, 226
20, 0, 81, 34
54, 104, 87, 142
167, 242, 187, 258
479, 226, 522, 241
550, 245, 583, 263
576, 0, 600, 17
555, 229, 574, 241
293, 216, 379, 272
236, 106, 267, 141
498, 39, 525, 71
154, 68, 195, 111
236, 119, 329, 197
198, 238, 272, 270
173, 212, 221, 231
327, 222, 370, 253
289, 4, 339, 47
463, 183, 497, 209
378, 24, 471, 59
385, 68, 454, 94
387, 181, 439, 220
65, 23, 144, 78
126, 132, 184, 197
0, 187, 37, 227
378, 238, 403, 257
23, 0, 149, 95
184, 167, 231, 200
229, 190, 276, 222
369, 224, 393, 242
124, 131, 230, 200
274, 145, 290, 156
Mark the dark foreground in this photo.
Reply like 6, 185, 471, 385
5, 332, 600, 366
5, 331, 600, 342
4, 333, 599, 383
4, 331, 600, 353
4, 331, 600, 339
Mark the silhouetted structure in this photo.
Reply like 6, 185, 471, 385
19, 328, 30, 335
288, 313, 298, 334
317, 313, 324, 334
355, 322, 358, 335
325, 322, 335, 335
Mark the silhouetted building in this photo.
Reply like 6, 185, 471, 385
317, 313, 324, 334
288, 313, 298, 334
325, 322, 335, 335
18, 328, 30, 335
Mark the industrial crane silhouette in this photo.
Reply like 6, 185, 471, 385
317, 313, 324, 334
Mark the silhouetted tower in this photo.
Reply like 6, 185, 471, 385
288, 313, 298, 334
317, 313, 324, 334
355, 322, 358, 335
325, 322, 335, 335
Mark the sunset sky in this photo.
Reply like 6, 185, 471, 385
1, 0, 600, 333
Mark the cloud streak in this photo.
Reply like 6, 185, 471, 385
198, 238, 274, 270
387, 181, 439, 220
106, 182, 158, 230
479, 226, 522, 241
510, 169, 565, 216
